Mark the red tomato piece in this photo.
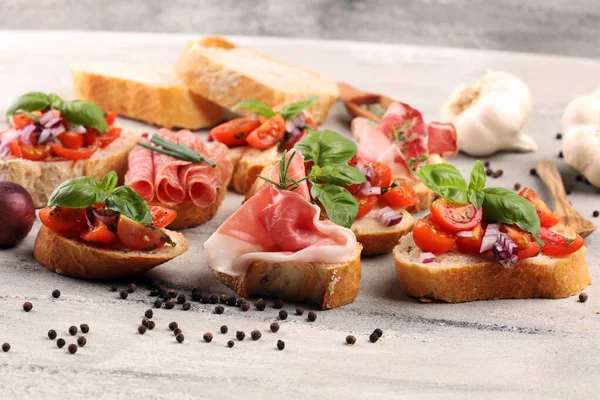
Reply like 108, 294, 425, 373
105, 110, 117, 126
519, 188, 559, 228
502, 225, 542, 260
52, 142, 98, 160
355, 195, 378, 218
455, 223, 485, 254
97, 126, 121, 148
39, 207, 87, 235
117, 214, 168, 251
12, 113, 34, 128
540, 225, 584, 257
430, 199, 483, 233
381, 181, 418, 209
210, 117, 260, 147
150, 206, 177, 228
246, 114, 286, 149
80, 220, 118, 245
9, 140, 52, 161
57, 131, 84, 149
369, 162, 392, 188
413, 216, 457, 255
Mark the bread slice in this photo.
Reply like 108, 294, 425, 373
175, 36, 339, 125
212, 243, 362, 309
229, 145, 279, 194
34, 225, 188, 280
393, 233, 590, 302
0, 129, 139, 208
408, 181, 437, 212
72, 63, 225, 129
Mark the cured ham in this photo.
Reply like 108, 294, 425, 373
154, 129, 189, 205
204, 151, 357, 276
427, 122, 458, 158
127, 138, 155, 202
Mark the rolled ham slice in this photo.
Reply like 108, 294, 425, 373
126, 138, 155, 202
153, 128, 189, 205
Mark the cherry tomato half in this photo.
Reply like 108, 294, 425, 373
413, 216, 456, 255
430, 199, 483, 233
519, 188, 559, 228
105, 110, 117, 126
150, 206, 178, 228
246, 114, 286, 150
12, 113, 34, 128
210, 117, 261, 147
52, 142, 98, 160
502, 225, 542, 260
355, 195, 378, 219
382, 181, 418, 209
540, 225, 584, 257
57, 131, 84, 149
117, 214, 168, 251
455, 223, 485, 254
370, 162, 392, 188
39, 207, 87, 236
80, 220, 118, 245
9, 140, 52, 161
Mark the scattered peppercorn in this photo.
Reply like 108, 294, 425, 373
176, 334, 184, 343
182, 302, 191, 311
191, 288, 202, 302
23, 301, 32, 312
492, 170, 503, 178
566, 188, 573, 195
277, 340, 285, 350
484, 161, 490, 168
278, 310, 288, 320
48, 329, 57, 340
576, 174, 583, 182
556, 133, 562, 140
236, 331, 245, 341
256, 299, 266, 311
2, 343, 10, 352
241, 302, 250, 312
173, 328, 182, 336
147, 321, 155, 330
169, 322, 178, 331
346, 335, 356, 345
203, 333, 213, 343
145, 309, 153, 319
593, 211, 599, 218
214, 305, 225, 314
307, 311, 317, 322
164, 300, 175, 309
296, 307, 304, 316
270, 322, 280, 333
57, 338, 66, 348
167, 290, 178, 299
579, 292, 588, 303
69, 326, 78, 336
220, 325, 228, 334
251, 330, 262, 341
142, 318, 149, 328
150, 288, 159, 297
513, 182, 521, 191
119, 290, 128, 300
138, 325, 147, 335
273, 299, 284, 309
80, 324, 89, 334
227, 296, 237, 307
153, 299, 162, 308
110, 286, 118, 292
530, 168, 537, 176
209, 295, 219, 304
485, 168, 492, 176
219, 294, 229, 304
77, 336, 87, 347
177, 293, 186, 304
227, 340, 235, 348
237, 297, 246, 306
558, 151, 563, 158
373, 328, 383, 338
52, 289, 61, 299
369, 332, 380, 343
127, 283, 137, 293
201, 295, 210, 304
68, 344, 77, 354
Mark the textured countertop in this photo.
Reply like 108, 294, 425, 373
0, 31, 599, 400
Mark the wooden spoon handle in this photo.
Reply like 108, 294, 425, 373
337, 82, 368, 102
535, 161, 573, 216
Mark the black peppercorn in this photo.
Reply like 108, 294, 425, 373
77, 336, 87, 347
69, 326, 78, 336
296, 307, 304, 316
110, 286, 118, 292
373, 328, 383, 338
484, 161, 490, 168
68, 344, 77, 354
119, 290, 128, 300
201, 295, 210, 304
227, 340, 235, 348
147, 321, 155, 330
220, 325, 228, 334
164, 300, 175, 309
530, 168, 537, 176
227, 296, 237, 307
278, 310, 288, 320
485, 168, 492, 176
173, 328, 182, 336
144, 309, 153, 319
48, 329, 57, 340
57, 338, 66, 348
167, 290, 177, 299
138, 325, 147, 335
237, 297, 246, 306
150, 288, 159, 297
182, 302, 191, 311
219, 294, 228, 304
209, 295, 219, 304
273, 299, 284, 309
369, 332, 380, 343
593, 211, 599, 218
307, 311, 317, 322
203, 332, 213, 343
236, 331, 245, 341
493, 170, 503, 178
80, 324, 89, 334
556, 133, 562, 140
214, 305, 225, 314
176, 334, 184, 343
514, 182, 521, 191
23, 301, 32, 312
153, 299, 162, 308
255, 299, 266, 311
346, 335, 356, 345
558, 151, 563, 158
2, 343, 10, 352
127, 283, 137, 293
579, 292, 588, 303
52, 289, 61, 299
277, 340, 285, 350
576, 174, 583, 182
177, 293, 186, 304
251, 330, 262, 341
168, 322, 178, 331
142, 318, 149, 328
191, 288, 202, 302
270, 322, 280, 333
241, 302, 250, 312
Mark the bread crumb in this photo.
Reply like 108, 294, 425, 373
582, 328, 590, 331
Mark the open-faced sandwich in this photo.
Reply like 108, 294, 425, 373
351, 101, 458, 211
204, 150, 362, 309
393, 161, 590, 302
210, 97, 319, 194
247, 130, 417, 255
126, 128, 232, 229
0, 92, 138, 207
34, 171, 188, 280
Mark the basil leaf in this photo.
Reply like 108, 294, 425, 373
417, 163, 469, 204
468, 190, 485, 209
482, 187, 541, 240
468, 161, 486, 192
54, 100, 108, 133
105, 186, 152, 224
47, 176, 109, 208
6, 92, 55, 121
310, 165, 366, 186
102, 171, 118, 192
233, 100, 276, 118
310, 183, 358, 229
280, 96, 319, 120
295, 130, 357, 165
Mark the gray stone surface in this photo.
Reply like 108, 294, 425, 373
0, 31, 599, 399
1, 0, 600, 58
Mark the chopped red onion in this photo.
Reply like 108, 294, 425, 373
67, 123, 86, 134
492, 232, 519, 268
44, 117, 62, 129
92, 208, 119, 231
479, 223, 500, 253
358, 181, 381, 196
419, 252, 436, 263
376, 206, 403, 226
19, 124, 37, 144
355, 162, 374, 182
285, 120, 296, 133
0, 128, 20, 160
85, 207, 96, 228
456, 230, 474, 238
39, 110, 54, 125
282, 128, 304, 149
38, 125, 66, 144
207, 133, 214, 142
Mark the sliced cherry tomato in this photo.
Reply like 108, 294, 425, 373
210, 117, 260, 147
52, 142, 98, 160
413, 216, 456, 255
105, 110, 117, 126
430, 199, 483, 233
117, 214, 169, 251
306, 115, 318, 130
519, 188, 559, 228
246, 114, 286, 150
9, 140, 52, 161
81, 220, 118, 245
382, 181, 418, 209
355, 195, 378, 218
39, 207, 87, 235
502, 225, 542, 260
97, 126, 121, 148
57, 131, 84, 149
83, 128, 98, 147
150, 206, 177, 228
370, 162, 392, 188
12, 113, 34, 128
455, 223, 485, 254
540, 225, 584, 257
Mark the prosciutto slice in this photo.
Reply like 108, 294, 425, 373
427, 122, 458, 158
126, 138, 155, 202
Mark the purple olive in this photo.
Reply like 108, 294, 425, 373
0, 182, 35, 246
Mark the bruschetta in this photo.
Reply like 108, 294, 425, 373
34, 171, 188, 280
0, 92, 137, 207
393, 161, 590, 302
204, 150, 362, 309
126, 128, 233, 229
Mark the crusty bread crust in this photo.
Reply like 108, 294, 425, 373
34, 225, 188, 280
393, 233, 591, 302
352, 212, 415, 256
72, 65, 224, 129
229, 146, 279, 194
212, 243, 362, 309
0, 129, 139, 208
407, 181, 437, 212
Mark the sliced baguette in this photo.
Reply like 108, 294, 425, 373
229, 145, 279, 194
408, 181, 437, 212
72, 63, 225, 129
393, 232, 590, 302
34, 225, 188, 280
212, 243, 362, 309
0, 129, 139, 208
175, 36, 338, 125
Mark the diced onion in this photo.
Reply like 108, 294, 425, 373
39, 110, 54, 125
0, 128, 20, 160
456, 230, 474, 238
355, 162, 373, 181
19, 124, 37, 144
44, 117, 62, 129
492, 232, 519, 268
67, 123, 86, 134
38, 125, 66, 144
419, 252, 436, 264
479, 223, 500, 253
376, 206, 403, 226
358, 181, 381, 196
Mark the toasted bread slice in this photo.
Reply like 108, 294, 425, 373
72, 63, 225, 129
0, 129, 139, 208
408, 181, 437, 212
212, 243, 362, 309
175, 36, 338, 125
34, 225, 188, 280
393, 232, 590, 302
229, 145, 279, 194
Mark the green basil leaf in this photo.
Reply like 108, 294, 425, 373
105, 186, 152, 224
279, 96, 319, 120
54, 100, 108, 133
468, 190, 485, 209
310, 183, 358, 229
482, 187, 541, 240
468, 161, 486, 192
417, 163, 469, 204
232, 100, 276, 118
47, 176, 109, 208
101, 171, 118, 192
310, 165, 366, 186
6, 92, 56, 121
294, 130, 357, 165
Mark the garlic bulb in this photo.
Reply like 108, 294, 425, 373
561, 89, 600, 187
440, 71, 537, 156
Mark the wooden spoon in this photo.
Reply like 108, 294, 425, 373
536, 161, 596, 238
338, 82, 398, 121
